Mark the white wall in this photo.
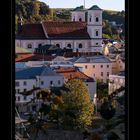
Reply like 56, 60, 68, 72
15, 39, 49, 52
71, 11, 86, 21
86, 81, 96, 100
87, 26, 102, 39
15, 75, 64, 104
87, 10, 102, 25
74, 63, 112, 83
38, 75, 64, 88
108, 75, 125, 95
15, 79, 36, 104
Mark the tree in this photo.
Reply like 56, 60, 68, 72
32, 1, 40, 17
61, 79, 93, 129
99, 98, 116, 120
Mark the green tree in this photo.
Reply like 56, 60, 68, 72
61, 79, 93, 129
99, 98, 116, 120
32, 1, 40, 17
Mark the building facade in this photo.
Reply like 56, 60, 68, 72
15, 5, 103, 53
15, 66, 64, 113
73, 55, 112, 83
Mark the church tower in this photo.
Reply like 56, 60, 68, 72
71, 6, 86, 22
87, 5, 103, 52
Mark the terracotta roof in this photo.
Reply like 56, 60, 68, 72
16, 24, 46, 39
16, 54, 34, 62
16, 54, 54, 62
55, 67, 94, 82
42, 21, 90, 39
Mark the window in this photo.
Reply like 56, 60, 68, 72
96, 17, 99, 22
96, 43, 98, 45
56, 44, 60, 48
79, 18, 82, 21
89, 16, 92, 22
101, 65, 103, 68
16, 82, 19, 87
58, 80, 61, 85
38, 44, 42, 47
41, 81, 44, 85
85, 65, 87, 69
32, 106, 36, 111
23, 81, 27, 86
101, 72, 103, 76
73, 18, 75, 21
93, 65, 95, 68
107, 72, 109, 77
96, 31, 98, 36
86, 84, 88, 86
23, 96, 26, 100
107, 65, 109, 68
50, 81, 53, 85
18, 96, 20, 101
79, 43, 82, 48
23, 89, 27, 92
27, 44, 32, 49
17, 89, 20, 93
67, 44, 71, 48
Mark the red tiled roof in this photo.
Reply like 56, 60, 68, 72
16, 54, 55, 62
42, 21, 90, 39
16, 54, 34, 62
16, 24, 46, 39
55, 67, 94, 81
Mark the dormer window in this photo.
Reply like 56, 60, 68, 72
96, 17, 99, 22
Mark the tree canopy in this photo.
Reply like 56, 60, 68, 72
61, 79, 94, 129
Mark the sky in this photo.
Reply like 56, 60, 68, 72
39, 0, 125, 11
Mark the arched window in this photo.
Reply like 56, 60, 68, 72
79, 43, 82, 48
67, 44, 71, 48
96, 31, 99, 36
96, 17, 99, 22
56, 44, 60, 48
79, 18, 82, 21
27, 44, 32, 49
89, 16, 92, 22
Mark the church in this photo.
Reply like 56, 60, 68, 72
15, 5, 103, 54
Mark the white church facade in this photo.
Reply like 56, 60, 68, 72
15, 5, 103, 53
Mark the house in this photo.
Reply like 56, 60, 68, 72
54, 66, 96, 101
108, 54, 125, 74
108, 72, 125, 95
73, 55, 112, 83
15, 65, 64, 113
50, 56, 74, 68
15, 5, 103, 54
